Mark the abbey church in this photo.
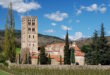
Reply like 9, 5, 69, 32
21, 16, 85, 65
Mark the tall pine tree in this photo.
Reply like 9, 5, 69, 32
90, 30, 99, 65
64, 31, 70, 64
99, 24, 110, 65
81, 31, 99, 65
81, 24, 110, 65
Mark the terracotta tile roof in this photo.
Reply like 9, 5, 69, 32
72, 45, 85, 56
75, 51, 84, 56
31, 55, 41, 59
50, 55, 64, 62
45, 43, 84, 56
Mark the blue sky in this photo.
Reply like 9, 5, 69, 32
0, 0, 110, 40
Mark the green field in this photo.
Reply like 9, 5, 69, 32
10, 68, 110, 75
0, 65, 110, 75
0, 70, 10, 75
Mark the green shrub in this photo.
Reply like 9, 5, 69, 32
3, 62, 8, 67
0, 53, 6, 63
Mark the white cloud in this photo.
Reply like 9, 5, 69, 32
69, 32, 83, 41
87, 4, 98, 12
44, 11, 68, 22
51, 22, 56, 26
76, 3, 107, 15
61, 25, 72, 31
45, 29, 55, 33
76, 19, 80, 23
76, 9, 82, 15
0, 0, 41, 13
99, 6, 106, 13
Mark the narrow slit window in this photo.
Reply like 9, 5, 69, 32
33, 35, 34, 38
29, 35, 30, 38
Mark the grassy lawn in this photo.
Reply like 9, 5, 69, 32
0, 70, 10, 75
16, 48, 21, 55
0, 65, 110, 75
6, 67, 110, 75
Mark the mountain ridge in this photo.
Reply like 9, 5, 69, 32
0, 30, 64, 47
0, 30, 110, 48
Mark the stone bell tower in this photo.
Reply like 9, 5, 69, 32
21, 16, 38, 64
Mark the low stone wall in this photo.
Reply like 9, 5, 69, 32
9, 64, 110, 70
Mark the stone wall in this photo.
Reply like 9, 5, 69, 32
75, 56, 85, 65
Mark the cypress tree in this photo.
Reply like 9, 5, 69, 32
40, 46, 48, 65
4, 2, 16, 62
37, 54, 40, 65
8, 2, 16, 62
48, 54, 51, 65
28, 53, 31, 64
64, 31, 70, 64
60, 55, 62, 65
70, 48, 75, 64
4, 23, 10, 59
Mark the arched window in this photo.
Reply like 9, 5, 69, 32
28, 28, 31, 31
28, 22, 31, 25
32, 28, 35, 32
32, 22, 35, 26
